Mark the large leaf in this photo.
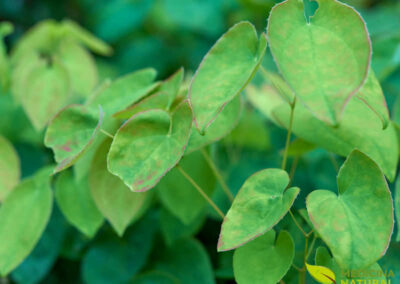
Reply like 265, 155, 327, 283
247, 82, 398, 181
306, 150, 393, 270
108, 101, 192, 192
82, 212, 158, 284
157, 150, 216, 224
44, 105, 103, 173
218, 168, 299, 251
315, 247, 387, 283
189, 21, 266, 134
233, 230, 294, 284
55, 171, 103, 238
186, 95, 242, 154
267, 0, 371, 125
20, 59, 70, 130
0, 167, 53, 276
87, 68, 158, 116
395, 178, 400, 241
155, 238, 215, 284
89, 140, 153, 236
0, 135, 20, 201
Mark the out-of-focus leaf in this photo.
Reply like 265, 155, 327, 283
379, 243, 400, 283
267, 0, 371, 125
0, 167, 53, 276
158, 150, 216, 224
0, 135, 20, 201
307, 150, 393, 270
132, 271, 179, 284
44, 105, 103, 173
189, 21, 266, 134
87, 68, 158, 116
186, 95, 242, 154
11, 205, 68, 284
155, 238, 215, 284
82, 212, 158, 284
218, 168, 299, 251
108, 101, 192, 192
55, 171, 103, 238
395, 178, 400, 241
233, 230, 294, 284
0, 22, 13, 92
160, 208, 205, 245
89, 140, 153, 236
287, 138, 316, 157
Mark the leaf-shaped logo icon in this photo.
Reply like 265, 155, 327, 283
306, 263, 336, 284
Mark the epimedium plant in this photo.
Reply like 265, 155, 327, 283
0, 0, 399, 283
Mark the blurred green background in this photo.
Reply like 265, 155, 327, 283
0, 0, 400, 283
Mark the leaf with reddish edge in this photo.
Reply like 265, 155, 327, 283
107, 100, 192, 192
189, 21, 267, 134
44, 105, 103, 174
217, 168, 299, 252
306, 150, 394, 270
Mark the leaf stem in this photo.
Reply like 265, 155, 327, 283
306, 233, 317, 261
288, 209, 307, 237
299, 235, 309, 284
201, 148, 234, 202
176, 165, 225, 220
100, 129, 114, 139
281, 98, 296, 171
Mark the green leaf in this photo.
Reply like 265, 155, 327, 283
0, 166, 53, 276
113, 68, 184, 119
189, 21, 267, 134
44, 105, 103, 173
87, 68, 159, 116
0, 135, 20, 201
395, 177, 400, 241
267, 0, 371, 125
186, 94, 242, 154
233, 230, 294, 284
247, 81, 398, 181
108, 100, 192, 192
315, 247, 387, 283
157, 150, 216, 224
155, 238, 215, 284
55, 171, 103, 238
132, 271, 180, 284
82, 212, 158, 284
62, 20, 113, 56
57, 40, 98, 100
20, 59, 71, 130
306, 150, 393, 270
89, 140, 153, 236
218, 168, 299, 251
0, 22, 13, 92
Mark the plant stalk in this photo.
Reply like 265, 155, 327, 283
281, 98, 296, 171
100, 129, 114, 139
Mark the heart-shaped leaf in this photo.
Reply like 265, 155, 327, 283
44, 105, 103, 173
267, 0, 371, 125
306, 150, 393, 270
218, 168, 299, 251
108, 100, 192, 192
0, 166, 53, 276
0, 135, 20, 201
186, 94, 242, 154
89, 140, 153, 236
189, 21, 266, 134
87, 68, 158, 116
233, 230, 294, 284
247, 81, 398, 181
55, 171, 103, 238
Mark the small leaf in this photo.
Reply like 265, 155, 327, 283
89, 140, 153, 236
306, 150, 393, 270
305, 263, 336, 284
218, 168, 299, 251
267, 0, 371, 125
0, 135, 20, 201
44, 105, 103, 173
108, 100, 192, 192
0, 166, 53, 276
186, 94, 242, 154
189, 21, 267, 134
233, 230, 294, 284
55, 171, 103, 238
87, 68, 159, 116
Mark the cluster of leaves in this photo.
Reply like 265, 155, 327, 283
0, 0, 400, 283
